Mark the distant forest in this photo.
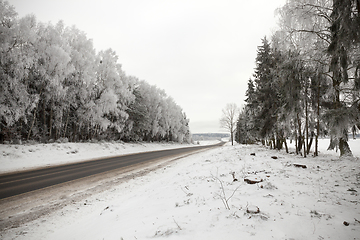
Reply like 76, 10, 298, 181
0, 1, 191, 144
192, 133, 229, 141
235, 0, 360, 157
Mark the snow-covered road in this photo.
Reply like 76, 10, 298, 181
0, 141, 218, 174
0, 143, 222, 199
1, 139, 359, 240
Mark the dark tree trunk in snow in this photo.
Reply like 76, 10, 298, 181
305, 78, 309, 157
303, 136, 306, 158
284, 138, 288, 153
296, 114, 303, 155
315, 86, 320, 156
328, 137, 338, 151
295, 130, 299, 155
339, 137, 352, 157
315, 134, 319, 156
297, 135, 303, 154
307, 132, 314, 155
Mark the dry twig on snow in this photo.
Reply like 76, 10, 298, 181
212, 175, 241, 210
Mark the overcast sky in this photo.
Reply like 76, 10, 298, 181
9, 0, 286, 133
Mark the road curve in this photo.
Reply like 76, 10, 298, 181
0, 142, 225, 199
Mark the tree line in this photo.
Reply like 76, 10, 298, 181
235, 0, 360, 157
0, 1, 191, 144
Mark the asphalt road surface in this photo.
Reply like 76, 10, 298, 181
0, 142, 224, 199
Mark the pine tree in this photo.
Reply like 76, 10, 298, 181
242, 79, 257, 141
253, 37, 282, 146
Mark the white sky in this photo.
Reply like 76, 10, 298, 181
9, 0, 286, 133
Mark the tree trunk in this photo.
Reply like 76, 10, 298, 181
284, 138, 288, 153
49, 106, 53, 139
43, 102, 47, 139
277, 139, 281, 150
315, 84, 320, 156
305, 79, 309, 156
328, 136, 338, 151
339, 137, 352, 156
27, 110, 37, 140
307, 133, 313, 155
352, 125, 357, 139
27, 94, 43, 141
315, 134, 319, 156
63, 111, 69, 138
231, 131, 234, 145
296, 113, 303, 154
295, 128, 298, 155
303, 136, 307, 158
272, 138, 276, 150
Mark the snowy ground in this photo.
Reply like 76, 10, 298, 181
0, 141, 217, 174
1, 139, 359, 239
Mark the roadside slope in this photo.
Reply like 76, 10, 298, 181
2, 141, 359, 240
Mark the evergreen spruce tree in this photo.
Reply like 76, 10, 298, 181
253, 37, 282, 147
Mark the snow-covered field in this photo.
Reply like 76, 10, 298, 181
0, 141, 217, 174
1, 139, 359, 239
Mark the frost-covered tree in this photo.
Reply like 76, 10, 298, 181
220, 103, 239, 146
274, 0, 333, 156
277, 0, 360, 156
0, 1, 191, 144
0, 2, 38, 140
28, 21, 73, 140
92, 49, 134, 139
123, 79, 190, 143
239, 0, 360, 157
62, 25, 97, 141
